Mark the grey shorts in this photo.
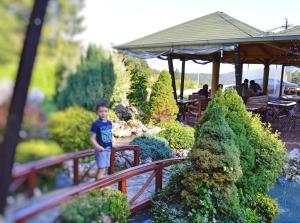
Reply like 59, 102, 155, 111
95, 147, 111, 169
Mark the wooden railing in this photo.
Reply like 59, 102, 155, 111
10, 145, 140, 197
14, 158, 184, 223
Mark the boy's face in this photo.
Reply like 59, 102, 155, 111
97, 106, 108, 120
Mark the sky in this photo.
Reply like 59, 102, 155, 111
79, 0, 300, 74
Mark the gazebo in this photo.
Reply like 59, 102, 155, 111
114, 12, 300, 100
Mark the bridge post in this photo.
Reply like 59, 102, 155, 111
73, 158, 79, 185
155, 165, 163, 192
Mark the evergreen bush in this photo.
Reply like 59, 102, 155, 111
56, 45, 116, 111
48, 106, 96, 152
158, 121, 195, 150
147, 70, 178, 122
129, 135, 173, 161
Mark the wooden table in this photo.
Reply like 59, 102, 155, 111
280, 95, 300, 103
177, 98, 198, 121
268, 100, 297, 121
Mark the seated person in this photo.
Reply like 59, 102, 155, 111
250, 80, 262, 96
241, 79, 249, 97
198, 84, 209, 98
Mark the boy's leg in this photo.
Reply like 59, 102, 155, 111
96, 168, 106, 180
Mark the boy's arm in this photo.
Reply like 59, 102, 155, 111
90, 135, 104, 151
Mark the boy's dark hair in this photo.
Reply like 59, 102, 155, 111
96, 99, 109, 111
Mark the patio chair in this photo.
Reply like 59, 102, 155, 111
186, 96, 208, 125
281, 104, 300, 137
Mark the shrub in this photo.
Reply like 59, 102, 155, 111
60, 189, 130, 223
15, 140, 63, 163
108, 110, 118, 122
203, 89, 287, 193
127, 58, 149, 108
158, 121, 195, 150
129, 135, 173, 161
48, 107, 97, 152
56, 45, 116, 111
147, 70, 178, 122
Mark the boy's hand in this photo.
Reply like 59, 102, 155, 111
96, 145, 104, 152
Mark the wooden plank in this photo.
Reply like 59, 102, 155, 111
129, 171, 156, 205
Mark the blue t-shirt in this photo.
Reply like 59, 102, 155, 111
90, 119, 113, 148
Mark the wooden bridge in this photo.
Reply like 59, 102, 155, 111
7, 146, 184, 223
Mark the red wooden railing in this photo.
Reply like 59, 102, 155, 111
10, 145, 140, 197
14, 158, 184, 223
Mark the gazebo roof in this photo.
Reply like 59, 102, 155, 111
114, 12, 300, 66
117, 11, 264, 49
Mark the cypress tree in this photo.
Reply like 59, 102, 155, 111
148, 70, 178, 122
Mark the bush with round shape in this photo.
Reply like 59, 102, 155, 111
60, 189, 130, 223
48, 106, 97, 152
158, 121, 195, 150
147, 70, 178, 122
129, 135, 173, 161
15, 140, 63, 163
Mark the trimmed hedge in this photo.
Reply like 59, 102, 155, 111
48, 106, 97, 152
158, 121, 195, 150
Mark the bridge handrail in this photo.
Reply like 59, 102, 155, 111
14, 158, 184, 223
10, 145, 140, 196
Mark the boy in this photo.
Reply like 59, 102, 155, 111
90, 100, 112, 180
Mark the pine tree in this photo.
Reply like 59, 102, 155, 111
148, 70, 178, 122
56, 45, 116, 111
127, 62, 149, 108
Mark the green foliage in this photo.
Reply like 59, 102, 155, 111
239, 191, 279, 223
126, 56, 149, 108
0, 0, 84, 95
56, 45, 116, 111
60, 189, 130, 223
151, 89, 286, 223
111, 54, 131, 104
148, 70, 178, 122
129, 135, 173, 161
48, 107, 96, 152
288, 71, 300, 85
158, 121, 195, 150
204, 89, 287, 193
108, 110, 118, 122
15, 140, 63, 163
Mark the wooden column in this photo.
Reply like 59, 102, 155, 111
0, 0, 49, 214
180, 59, 185, 99
263, 64, 270, 95
211, 56, 220, 96
234, 45, 243, 95
167, 55, 177, 101
279, 65, 285, 97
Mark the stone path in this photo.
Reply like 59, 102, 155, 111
5, 167, 171, 223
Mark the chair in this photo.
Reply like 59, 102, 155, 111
246, 95, 268, 120
281, 104, 300, 138
186, 96, 208, 125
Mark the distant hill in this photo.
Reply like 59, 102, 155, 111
186, 66, 300, 86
